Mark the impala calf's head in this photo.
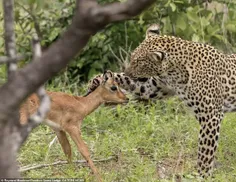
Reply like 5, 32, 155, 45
86, 70, 129, 104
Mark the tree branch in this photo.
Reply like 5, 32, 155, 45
20, 35, 51, 143
0, 55, 25, 64
15, 2, 42, 39
3, 0, 17, 76
0, 0, 156, 124
89, 0, 156, 23
0, 1, 21, 177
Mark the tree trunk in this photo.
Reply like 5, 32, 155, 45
0, 112, 21, 177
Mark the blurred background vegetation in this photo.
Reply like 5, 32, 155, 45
0, 0, 236, 86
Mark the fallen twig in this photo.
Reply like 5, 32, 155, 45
20, 156, 116, 172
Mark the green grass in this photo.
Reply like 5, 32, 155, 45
18, 85, 236, 181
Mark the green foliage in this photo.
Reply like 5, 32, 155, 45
1, 0, 236, 83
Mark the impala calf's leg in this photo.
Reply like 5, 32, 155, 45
55, 130, 72, 162
66, 125, 102, 182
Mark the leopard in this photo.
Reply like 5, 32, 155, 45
86, 71, 175, 101
125, 24, 236, 178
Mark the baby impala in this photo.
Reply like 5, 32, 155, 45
20, 71, 129, 182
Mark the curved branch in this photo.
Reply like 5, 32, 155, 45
90, 0, 156, 23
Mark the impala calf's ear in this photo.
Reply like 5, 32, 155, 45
102, 70, 114, 83
84, 77, 102, 97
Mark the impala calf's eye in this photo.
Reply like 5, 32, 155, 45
110, 85, 117, 91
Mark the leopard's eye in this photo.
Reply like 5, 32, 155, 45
110, 85, 117, 91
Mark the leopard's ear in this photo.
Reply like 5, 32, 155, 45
102, 70, 114, 83
148, 51, 166, 62
146, 24, 160, 39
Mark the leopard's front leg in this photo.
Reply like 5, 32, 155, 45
197, 112, 224, 178
185, 75, 225, 178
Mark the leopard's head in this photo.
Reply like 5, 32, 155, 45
125, 24, 175, 78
